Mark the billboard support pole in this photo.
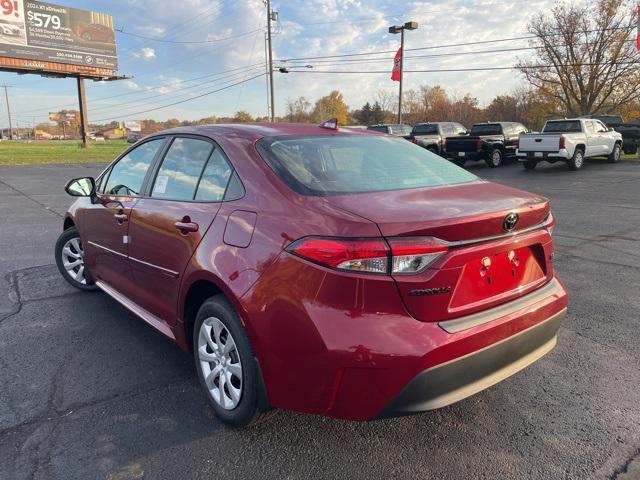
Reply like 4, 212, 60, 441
3, 85, 13, 140
77, 77, 89, 148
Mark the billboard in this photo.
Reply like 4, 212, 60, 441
49, 110, 77, 123
123, 120, 141, 132
0, 0, 117, 76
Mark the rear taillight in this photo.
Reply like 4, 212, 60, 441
476, 138, 483, 150
287, 237, 448, 275
387, 237, 448, 274
287, 238, 389, 273
559, 136, 565, 150
411, 138, 418, 144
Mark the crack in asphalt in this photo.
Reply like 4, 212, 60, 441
0, 177, 63, 219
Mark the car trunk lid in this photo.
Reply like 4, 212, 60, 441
519, 134, 561, 152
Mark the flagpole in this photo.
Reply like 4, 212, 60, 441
398, 28, 404, 124
388, 22, 417, 125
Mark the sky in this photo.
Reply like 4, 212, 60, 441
0, 0, 575, 128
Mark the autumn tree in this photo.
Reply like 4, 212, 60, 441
517, 0, 640, 116
286, 96, 311, 122
233, 111, 254, 123
311, 90, 349, 124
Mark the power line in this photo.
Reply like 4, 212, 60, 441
91, 73, 265, 122
12, 63, 267, 115
279, 60, 640, 75
115, 27, 262, 44
275, 27, 634, 62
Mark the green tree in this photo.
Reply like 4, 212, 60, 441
232, 111, 254, 123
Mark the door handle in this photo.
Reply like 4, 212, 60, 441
114, 213, 128, 223
175, 220, 199, 234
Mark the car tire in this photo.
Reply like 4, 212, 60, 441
486, 148, 503, 168
607, 143, 621, 163
523, 160, 537, 170
193, 295, 269, 428
427, 147, 438, 155
54, 227, 98, 291
568, 148, 585, 171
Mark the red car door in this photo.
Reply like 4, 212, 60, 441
82, 138, 166, 291
126, 137, 235, 327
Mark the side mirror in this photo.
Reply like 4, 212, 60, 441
608, 127, 614, 132
65, 177, 96, 198
459, 131, 468, 135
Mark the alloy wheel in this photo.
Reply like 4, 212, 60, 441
61, 237, 87, 285
198, 317, 243, 410
491, 150, 502, 166
575, 151, 584, 168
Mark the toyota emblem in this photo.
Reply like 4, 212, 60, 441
503, 212, 519, 232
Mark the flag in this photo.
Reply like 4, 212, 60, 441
637, 3, 640, 50
391, 47, 402, 81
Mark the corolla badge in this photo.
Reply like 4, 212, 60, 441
503, 212, 519, 232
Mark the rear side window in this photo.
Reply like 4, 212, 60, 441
103, 138, 164, 196
195, 149, 233, 201
258, 135, 478, 196
543, 121, 582, 133
151, 137, 213, 200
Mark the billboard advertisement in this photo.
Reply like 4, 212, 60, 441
123, 120, 141, 132
0, 0, 117, 73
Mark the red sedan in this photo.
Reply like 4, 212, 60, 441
55, 123, 568, 427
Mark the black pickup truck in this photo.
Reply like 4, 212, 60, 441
580, 115, 640, 155
444, 122, 528, 167
406, 122, 467, 155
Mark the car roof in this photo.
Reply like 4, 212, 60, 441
155, 123, 380, 141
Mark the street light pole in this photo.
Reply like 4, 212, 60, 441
389, 21, 418, 125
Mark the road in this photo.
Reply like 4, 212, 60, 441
1, 158, 639, 480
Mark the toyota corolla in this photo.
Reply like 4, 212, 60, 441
55, 123, 568, 427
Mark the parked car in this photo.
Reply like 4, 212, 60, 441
74, 23, 115, 43
126, 133, 142, 143
517, 118, 622, 171
55, 123, 567, 427
579, 115, 640, 155
366, 124, 413, 136
0, 19, 22, 36
444, 122, 528, 167
406, 122, 467, 154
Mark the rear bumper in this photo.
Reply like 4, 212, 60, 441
377, 307, 565, 418
517, 150, 570, 161
445, 151, 485, 161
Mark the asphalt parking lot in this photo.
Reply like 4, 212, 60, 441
1, 158, 639, 480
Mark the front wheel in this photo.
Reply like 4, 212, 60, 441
54, 227, 97, 291
486, 148, 503, 168
194, 296, 268, 427
568, 148, 585, 171
607, 143, 621, 163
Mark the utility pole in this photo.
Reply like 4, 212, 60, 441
3, 85, 13, 140
77, 77, 89, 147
266, 0, 276, 122
389, 22, 418, 124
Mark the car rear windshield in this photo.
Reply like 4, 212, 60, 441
543, 121, 582, 133
470, 124, 503, 135
257, 135, 478, 196
412, 124, 439, 135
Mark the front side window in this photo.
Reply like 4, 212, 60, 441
151, 137, 214, 200
103, 138, 165, 196
258, 135, 478, 196
594, 121, 608, 133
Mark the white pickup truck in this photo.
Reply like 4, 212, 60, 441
517, 118, 622, 171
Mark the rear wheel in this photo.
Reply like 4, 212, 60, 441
486, 148, 503, 168
568, 148, 584, 171
194, 296, 268, 427
427, 147, 438, 155
523, 160, 537, 170
607, 143, 621, 163
55, 227, 97, 291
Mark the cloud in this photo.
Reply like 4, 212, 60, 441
125, 81, 141, 91
133, 47, 157, 60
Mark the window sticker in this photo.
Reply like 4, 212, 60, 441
154, 175, 169, 194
